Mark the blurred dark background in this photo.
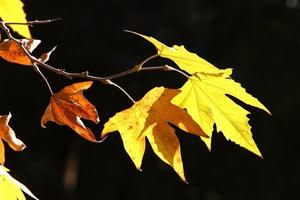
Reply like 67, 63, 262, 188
0, 0, 299, 199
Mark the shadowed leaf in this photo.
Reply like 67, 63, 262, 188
0, 113, 26, 164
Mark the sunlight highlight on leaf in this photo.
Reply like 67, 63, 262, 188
0, 0, 31, 38
0, 165, 38, 199
172, 74, 270, 156
102, 87, 206, 181
126, 30, 232, 77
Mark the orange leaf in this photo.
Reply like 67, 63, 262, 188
0, 39, 39, 65
0, 113, 26, 164
41, 81, 100, 142
0, 39, 56, 66
102, 87, 207, 181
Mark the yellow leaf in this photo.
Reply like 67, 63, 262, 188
0, 165, 38, 200
102, 87, 207, 181
126, 31, 232, 76
172, 75, 270, 157
0, 0, 31, 38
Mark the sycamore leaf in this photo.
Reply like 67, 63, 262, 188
0, 165, 38, 200
41, 81, 100, 142
172, 74, 270, 157
126, 31, 232, 77
102, 87, 206, 181
0, 39, 55, 66
0, 113, 26, 164
0, 0, 31, 38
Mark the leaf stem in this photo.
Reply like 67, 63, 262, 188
33, 63, 54, 95
104, 80, 136, 104
164, 65, 190, 78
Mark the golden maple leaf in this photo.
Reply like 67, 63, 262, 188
0, 113, 26, 164
126, 31, 232, 77
0, 0, 31, 38
129, 31, 270, 157
172, 74, 270, 157
0, 165, 38, 200
41, 81, 100, 142
101, 87, 207, 181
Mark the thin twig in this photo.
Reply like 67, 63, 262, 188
101, 54, 158, 80
5, 18, 61, 26
104, 80, 136, 104
0, 20, 189, 102
32, 63, 54, 95
140, 65, 169, 72
136, 54, 158, 69
164, 65, 190, 78
0, 21, 14, 40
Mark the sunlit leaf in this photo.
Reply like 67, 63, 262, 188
41, 81, 100, 142
0, 39, 55, 66
127, 31, 232, 77
102, 87, 206, 181
0, 165, 38, 200
0, 0, 31, 38
172, 74, 270, 156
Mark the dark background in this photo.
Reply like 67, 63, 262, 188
0, 0, 299, 199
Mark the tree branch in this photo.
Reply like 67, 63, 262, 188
4, 18, 61, 26
0, 20, 189, 102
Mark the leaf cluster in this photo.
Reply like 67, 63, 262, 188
0, 1, 270, 199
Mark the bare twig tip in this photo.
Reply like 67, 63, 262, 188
123, 30, 139, 36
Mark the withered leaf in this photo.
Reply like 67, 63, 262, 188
0, 113, 26, 164
41, 81, 100, 142
0, 39, 55, 65
102, 87, 207, 181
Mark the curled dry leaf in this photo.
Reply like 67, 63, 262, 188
0, 39, 56, 66
0, 165, 38, 200
0, 113, 26, 164
41, 81, 100, 142
102, 87, 207, 182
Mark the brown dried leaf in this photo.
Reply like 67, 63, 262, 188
0, 39, 40, 65
0, 39, 56, 66
0, 113, 26, 164
41, 81, 100, 142
39, 46, 57, 63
